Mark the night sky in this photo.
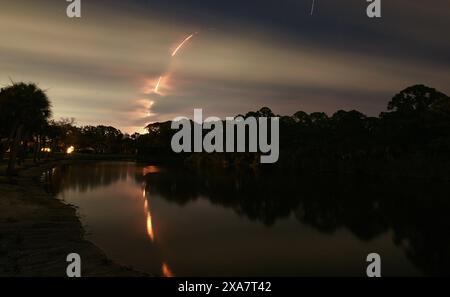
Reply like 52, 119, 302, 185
1, 0, 449, 133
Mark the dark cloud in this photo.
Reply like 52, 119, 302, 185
1, 0, 449, 133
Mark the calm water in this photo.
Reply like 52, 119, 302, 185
46, 162, 450, 276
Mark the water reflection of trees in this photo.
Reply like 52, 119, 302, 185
144, 169, 450, 276
46, 162, 139, 194
47, 163, 450, 275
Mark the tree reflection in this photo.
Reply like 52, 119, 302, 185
144, 168, 450, 276
44, 162, 139, 194
47, 163, 450, 276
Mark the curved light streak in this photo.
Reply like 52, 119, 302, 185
311, 0, 316, 15
154, 76, 163, 94
171, 33, 196, 57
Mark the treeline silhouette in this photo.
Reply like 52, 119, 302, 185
2, 83, 449, 177
142, 84, 450, 177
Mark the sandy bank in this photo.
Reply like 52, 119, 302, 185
0, 161, 146, 277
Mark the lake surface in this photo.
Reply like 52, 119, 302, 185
47, 162, 450, 276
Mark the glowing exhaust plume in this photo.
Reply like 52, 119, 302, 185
162, 263, 174, 277
171, 33, 196, 57
145, 32, 197, 98
154, 76, 163, 94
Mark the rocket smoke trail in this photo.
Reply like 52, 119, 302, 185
311, 0, 316, 15
154, 76, 162, 94
171, 33, 197, 57
152, 32, 198, 95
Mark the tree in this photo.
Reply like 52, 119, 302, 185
387, 84, 448, 114
46, 118, 76, 153
309, 112, 330, 129
257, 107, 275, 118
293, 111, 311, 126
0, 83, 51, 175
382, 85, 450, 156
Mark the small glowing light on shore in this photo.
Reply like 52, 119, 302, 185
66, 146, 75, 154
41, 147, 51, 153
162, 263, 174, 277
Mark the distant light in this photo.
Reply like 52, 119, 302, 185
66, 146, 75, 154
41, 147, 51, 153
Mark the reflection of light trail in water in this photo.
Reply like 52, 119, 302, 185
143, 186, 155, 242
142, 181, 174, 277
146, 211, 155, 242
162, 262, 174, 277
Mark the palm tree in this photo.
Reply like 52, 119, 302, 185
0, 83, 51, 175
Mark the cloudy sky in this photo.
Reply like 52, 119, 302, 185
1, 0, 449, 133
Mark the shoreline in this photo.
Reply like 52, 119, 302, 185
0, 159, 146, 277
